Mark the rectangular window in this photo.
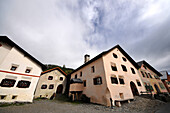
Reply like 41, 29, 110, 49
111, 77, 118, 84
131, 68, 136, 74
17, 80, 31, 88
148, 73, 152, 78
75, 74, 77, 79
0, 79, 16, 87
121, 65, 127, 72
10, 65, 18, 71
60, 77, 63, 81
25, 68, 32, 73
41, 84, 47, 89
145, 72, 149, 78
141, 71, 145, 77
91, 66, 95, 73
12, 95, 17, 99
48, 76, 53, 80
93, 77, 102, 85
83, 80, 86, 87
80, 71, 82, 77
136, 80, 141, 86
49, 84, 54, 89
159, 83, 165, 89
111, 65, 117, 71
0, 95, 7, 100
119, 78, 125, 84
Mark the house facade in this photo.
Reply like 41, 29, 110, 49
160, 71, 170, 93
34, 67, 67, 99
137, 61, 168, 94
0, 36, 44, 103
69, 45, 146, 107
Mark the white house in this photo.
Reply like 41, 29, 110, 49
0, 36, 44, 103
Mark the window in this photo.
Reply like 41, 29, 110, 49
48, 76, 53, 80
136, 80, 141, 86
41, 85, 47, 89
0, 79, 16, 87
111, 77, 118, 84
12, 95, 17, 99
131, 68, 136, 74
119, 93, 124, 99
121, 65, 127, 72
75, 74, 77, 79
113, 53, 118, 58
145, 72, 149, 78
17, 80, 31, 88
122, 57, 127, 62
111, 65, 117, 71
60, 77, 63, 81
49, 84, 54, 89
143, 65, 147, 70
80, 71, 82, 77
148, 73, 152, 78
159, 83, 165, 89
83, 80, 86, 87
10, 65, 18, 71
145, 83, 154, 91
25, 68, 31, 73
119, 77, 125, 84
91, 66, 95, 73
93, 77, 102, 85
141, 71, 145, 77
0, 95, 6, 100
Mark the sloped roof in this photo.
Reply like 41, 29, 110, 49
70, 45, 139, 75
41, 67, 67, 76
0, 36, 45, 69
137, 60, 163, 77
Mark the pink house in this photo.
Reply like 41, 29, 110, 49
69, 45, 146, 107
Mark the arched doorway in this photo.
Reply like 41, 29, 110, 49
56, 84, 63, 94
130, 81, 139, 96
154, 84, 160, 94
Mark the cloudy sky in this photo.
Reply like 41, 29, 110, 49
0, 0, 170, 72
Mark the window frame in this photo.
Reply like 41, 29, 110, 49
0, 79, 16, 87
16, 80, 31, 88
113, 53, 118, 58
49, 84, 54, 89
131, 67, 136, 74
121, 65, 127, 72
41, 84, 47, 89
110, 76, 118, 84
91, 66, 95, 73
48, 76, 53, 80
93, 77, 102, 85
136, 80, 142, 86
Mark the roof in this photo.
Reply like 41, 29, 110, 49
137, 60, 163, 77
160, 71, 168, 80
41, 67, 67, 76
70, 45, 139, 75
0, 36, 45, 69
70, 78, 83, 84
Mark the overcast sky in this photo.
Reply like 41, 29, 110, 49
0, 0, 170, 72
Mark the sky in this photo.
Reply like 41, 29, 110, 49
0, 0, 170, 72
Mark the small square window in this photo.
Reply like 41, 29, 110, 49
83, 80, 86, 87
91, 66, 95, 73
119, 78, 125, 84
75, 74, 77, 79
113, 53, 118, 58
0, 95, 7, 100
25, 68, 31, 73
121, 65, 127, 72
49, 84, 54, 89
122, 57, 127, 62
131, 68, 136, 74
12, 95, 17, 99
111, 65, 117, 71
60, 77, 63, 81
111, 77, 118, 84
136, 80, 141, 86
93, 77, 102, 85
10, 65, 18, 71
48, 76, 53, 80
41, 84, 47, 89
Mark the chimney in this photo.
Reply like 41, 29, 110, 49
84, 54, 90, 63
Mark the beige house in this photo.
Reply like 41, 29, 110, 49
0, 36, 44, 103
69, 45, 146, 107
34, 67, 67, 99
137, 61, 168, 94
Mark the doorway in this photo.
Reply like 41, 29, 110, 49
130, 81, 139, 96
154, 84, 161, 94
56, 84, 63, 94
